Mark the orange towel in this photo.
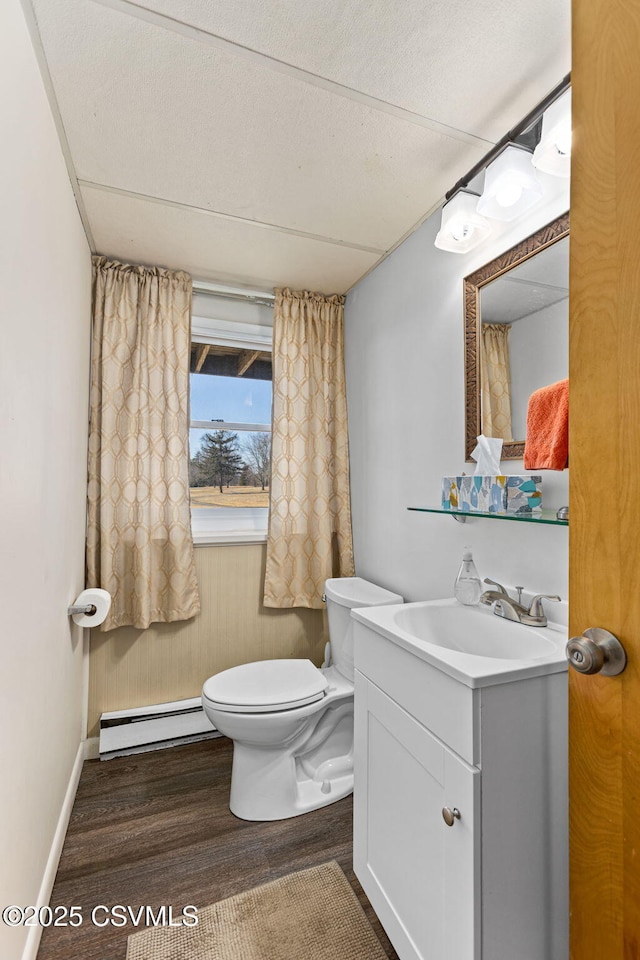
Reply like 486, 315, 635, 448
523, 378, 569, 471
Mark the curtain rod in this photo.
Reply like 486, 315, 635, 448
445, 72, 571, 202
193, 280, 275, 307
192, 280, 275, 305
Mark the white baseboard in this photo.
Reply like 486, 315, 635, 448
21, 741, 85, 960
83, 737, 100, 760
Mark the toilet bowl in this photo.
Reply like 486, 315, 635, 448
201, 577, 403, 821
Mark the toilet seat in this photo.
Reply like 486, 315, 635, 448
202, 659, 328, 714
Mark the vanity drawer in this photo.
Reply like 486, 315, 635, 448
354, 622, 479, 765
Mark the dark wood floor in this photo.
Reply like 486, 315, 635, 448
37, 738, 398, 960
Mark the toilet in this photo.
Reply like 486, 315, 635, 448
201, 577, 403, 821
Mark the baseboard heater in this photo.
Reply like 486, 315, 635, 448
99, 696, 220, 760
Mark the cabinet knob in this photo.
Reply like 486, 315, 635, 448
442, 806, 461, 827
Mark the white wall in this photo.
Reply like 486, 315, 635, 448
0, 2, 91, 958
510, 298, 569, 439
345, 176, 570, 605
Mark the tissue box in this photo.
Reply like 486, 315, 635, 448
442, 475, 542, 514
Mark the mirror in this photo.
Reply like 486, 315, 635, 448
464, 212, 569, 460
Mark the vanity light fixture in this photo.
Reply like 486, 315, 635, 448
532, 88, 572, 178
433, 189, 493, 253
476, 143, 544, 222
433, 74, 570, 254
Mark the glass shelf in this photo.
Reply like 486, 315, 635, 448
408, 506, 568, 526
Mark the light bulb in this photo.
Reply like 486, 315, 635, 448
554, 127, 572, 157
434, 189, 493, 253
495, 182, 523, 208
531, 89, 572, 178
450, 221, 472, 242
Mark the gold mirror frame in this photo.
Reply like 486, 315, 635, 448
464, 211, 570, 461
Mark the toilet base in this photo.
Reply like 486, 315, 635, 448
228, 700, 354, 821
230, 757, 353, 821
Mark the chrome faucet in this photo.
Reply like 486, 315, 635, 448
479, 577, 511, 606
480, 578, 561, 627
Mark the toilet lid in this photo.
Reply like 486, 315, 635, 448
202, 659, 328, 713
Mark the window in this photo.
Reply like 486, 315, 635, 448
189, 318, 272, 544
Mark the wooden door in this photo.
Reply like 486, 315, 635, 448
570, 1, 640, 955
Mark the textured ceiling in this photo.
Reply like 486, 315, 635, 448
482, 236, 569, 324
29, 0, 571, 294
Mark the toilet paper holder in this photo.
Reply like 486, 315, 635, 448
68, 588, 112, 626
67, 602, 97, 617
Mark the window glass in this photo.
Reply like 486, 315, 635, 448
189, 340, 272, 537
189, 428, 271, 509
190, 371, 272, 425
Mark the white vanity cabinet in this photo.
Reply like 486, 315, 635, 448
353, 616, 568, 960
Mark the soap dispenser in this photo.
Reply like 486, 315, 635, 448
454, 547, 482, 605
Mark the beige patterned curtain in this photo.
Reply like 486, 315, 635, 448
481, 323, 513, 441
87, 257, 200, 631
264, 288, 355, 608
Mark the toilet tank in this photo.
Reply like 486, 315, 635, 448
324, 577, 403, 681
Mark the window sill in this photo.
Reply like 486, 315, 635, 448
191, 506, 268, 546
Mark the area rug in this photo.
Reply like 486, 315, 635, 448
126, 861, 388, 960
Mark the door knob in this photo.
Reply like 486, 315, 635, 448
566, 627, 627, 676
442, 806, 461, 827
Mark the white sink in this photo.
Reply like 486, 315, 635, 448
352, 597, 568, 687
393, 602, 558, 659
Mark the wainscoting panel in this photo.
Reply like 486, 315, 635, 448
88, 544, 325, 737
